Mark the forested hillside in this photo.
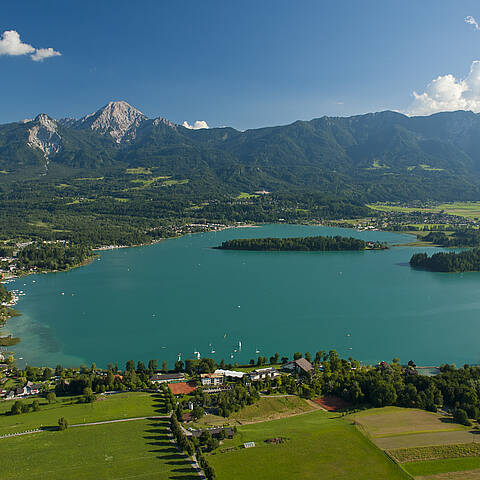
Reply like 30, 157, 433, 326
2, 104, 480, 246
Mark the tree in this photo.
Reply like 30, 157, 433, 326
46, 392, 56, 404
58, 417, 69, 430
148, 359, 158, 372
174, 360, 184, 372
293, 352, 302, 360
90, 362, 97, 373
162, 360, 168, 373
10, 400, 23, 415
454, 408, 472, 426
32, 400, 40, 412
83, 387, 95, 403
315, 351, 326, 363
126, 360, 135, 372
42, 367, 52, 381
193, 405, 205, 420
304, 352, 312, 362
137, 361, 146, 373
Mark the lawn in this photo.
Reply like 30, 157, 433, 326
0, 418, 198, 480
193, 395, 317, 427
0, 392, 162, 435
207, 410, 410, 480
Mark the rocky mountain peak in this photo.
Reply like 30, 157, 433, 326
27, 114, 62, 156
78, 100, 148, 143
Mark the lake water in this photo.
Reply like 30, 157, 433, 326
4, 224, 480, 368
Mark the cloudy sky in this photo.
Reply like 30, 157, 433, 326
2, 0, 480, 129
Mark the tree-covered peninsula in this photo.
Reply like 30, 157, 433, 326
410, 248, 480, 272
215, 236, 388, 251
422, 230, 480, 248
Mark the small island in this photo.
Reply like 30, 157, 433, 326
410, 249, 480, 272
215, 236, 389, 251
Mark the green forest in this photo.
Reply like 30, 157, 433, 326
423, 230, 480, 247
216, 235, 386, 251
410, 248, 480, 272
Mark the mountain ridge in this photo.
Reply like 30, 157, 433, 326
2, 102, 480, 202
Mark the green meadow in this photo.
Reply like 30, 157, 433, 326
0, 392, 160, 435
0, 418, 197, 480
207, 410, 410, 480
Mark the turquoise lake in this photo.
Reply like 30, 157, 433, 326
4, 224, 480, 368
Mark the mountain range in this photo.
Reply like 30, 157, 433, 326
3, 100, 480, 201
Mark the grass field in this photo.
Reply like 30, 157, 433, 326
0, 418, 198, 480
389, 443, 480, 463
368, 202, 480, 220
235, 192, 259, 199
353, 407, 466, 437
376, 431, 480, 450
125, 167, 152, 175
0, 392, 161, 435
193, 396, 317, 427
353, 407, 480, 479
207, 410, 410, 480
404, 458, 480, 478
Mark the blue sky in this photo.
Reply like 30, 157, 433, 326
2, 0, 480, 129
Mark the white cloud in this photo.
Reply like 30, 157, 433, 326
0, 30, 61, 61
465, 15, 480, 30
0, 30, 35, 56
182, 120, 209, 130
31, 47, 61, 62
407, 61, 480, 115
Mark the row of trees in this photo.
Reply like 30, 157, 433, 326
170, 415, 216, 479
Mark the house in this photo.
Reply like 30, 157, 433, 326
168, 381, 197, 396
0, 389, 6, 398
28, 383, 42, 395
247, 367, 280, 382
15, 386, 28, 396
214, 369, 245, 379
283, 358, 314, 375
150, 372, 185, 384
200, 373, 224, 386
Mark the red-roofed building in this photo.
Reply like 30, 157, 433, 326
169, 381, 197, 396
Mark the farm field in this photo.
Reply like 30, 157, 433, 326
0, 392, 160, 435
0, 418, 197, 480
353, 407, 480, 479
193, 395, 318, 427
368, 201, 480, 220
207, 409, 410, 480
405, 458, 480, 478
353, 407, 467, 437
